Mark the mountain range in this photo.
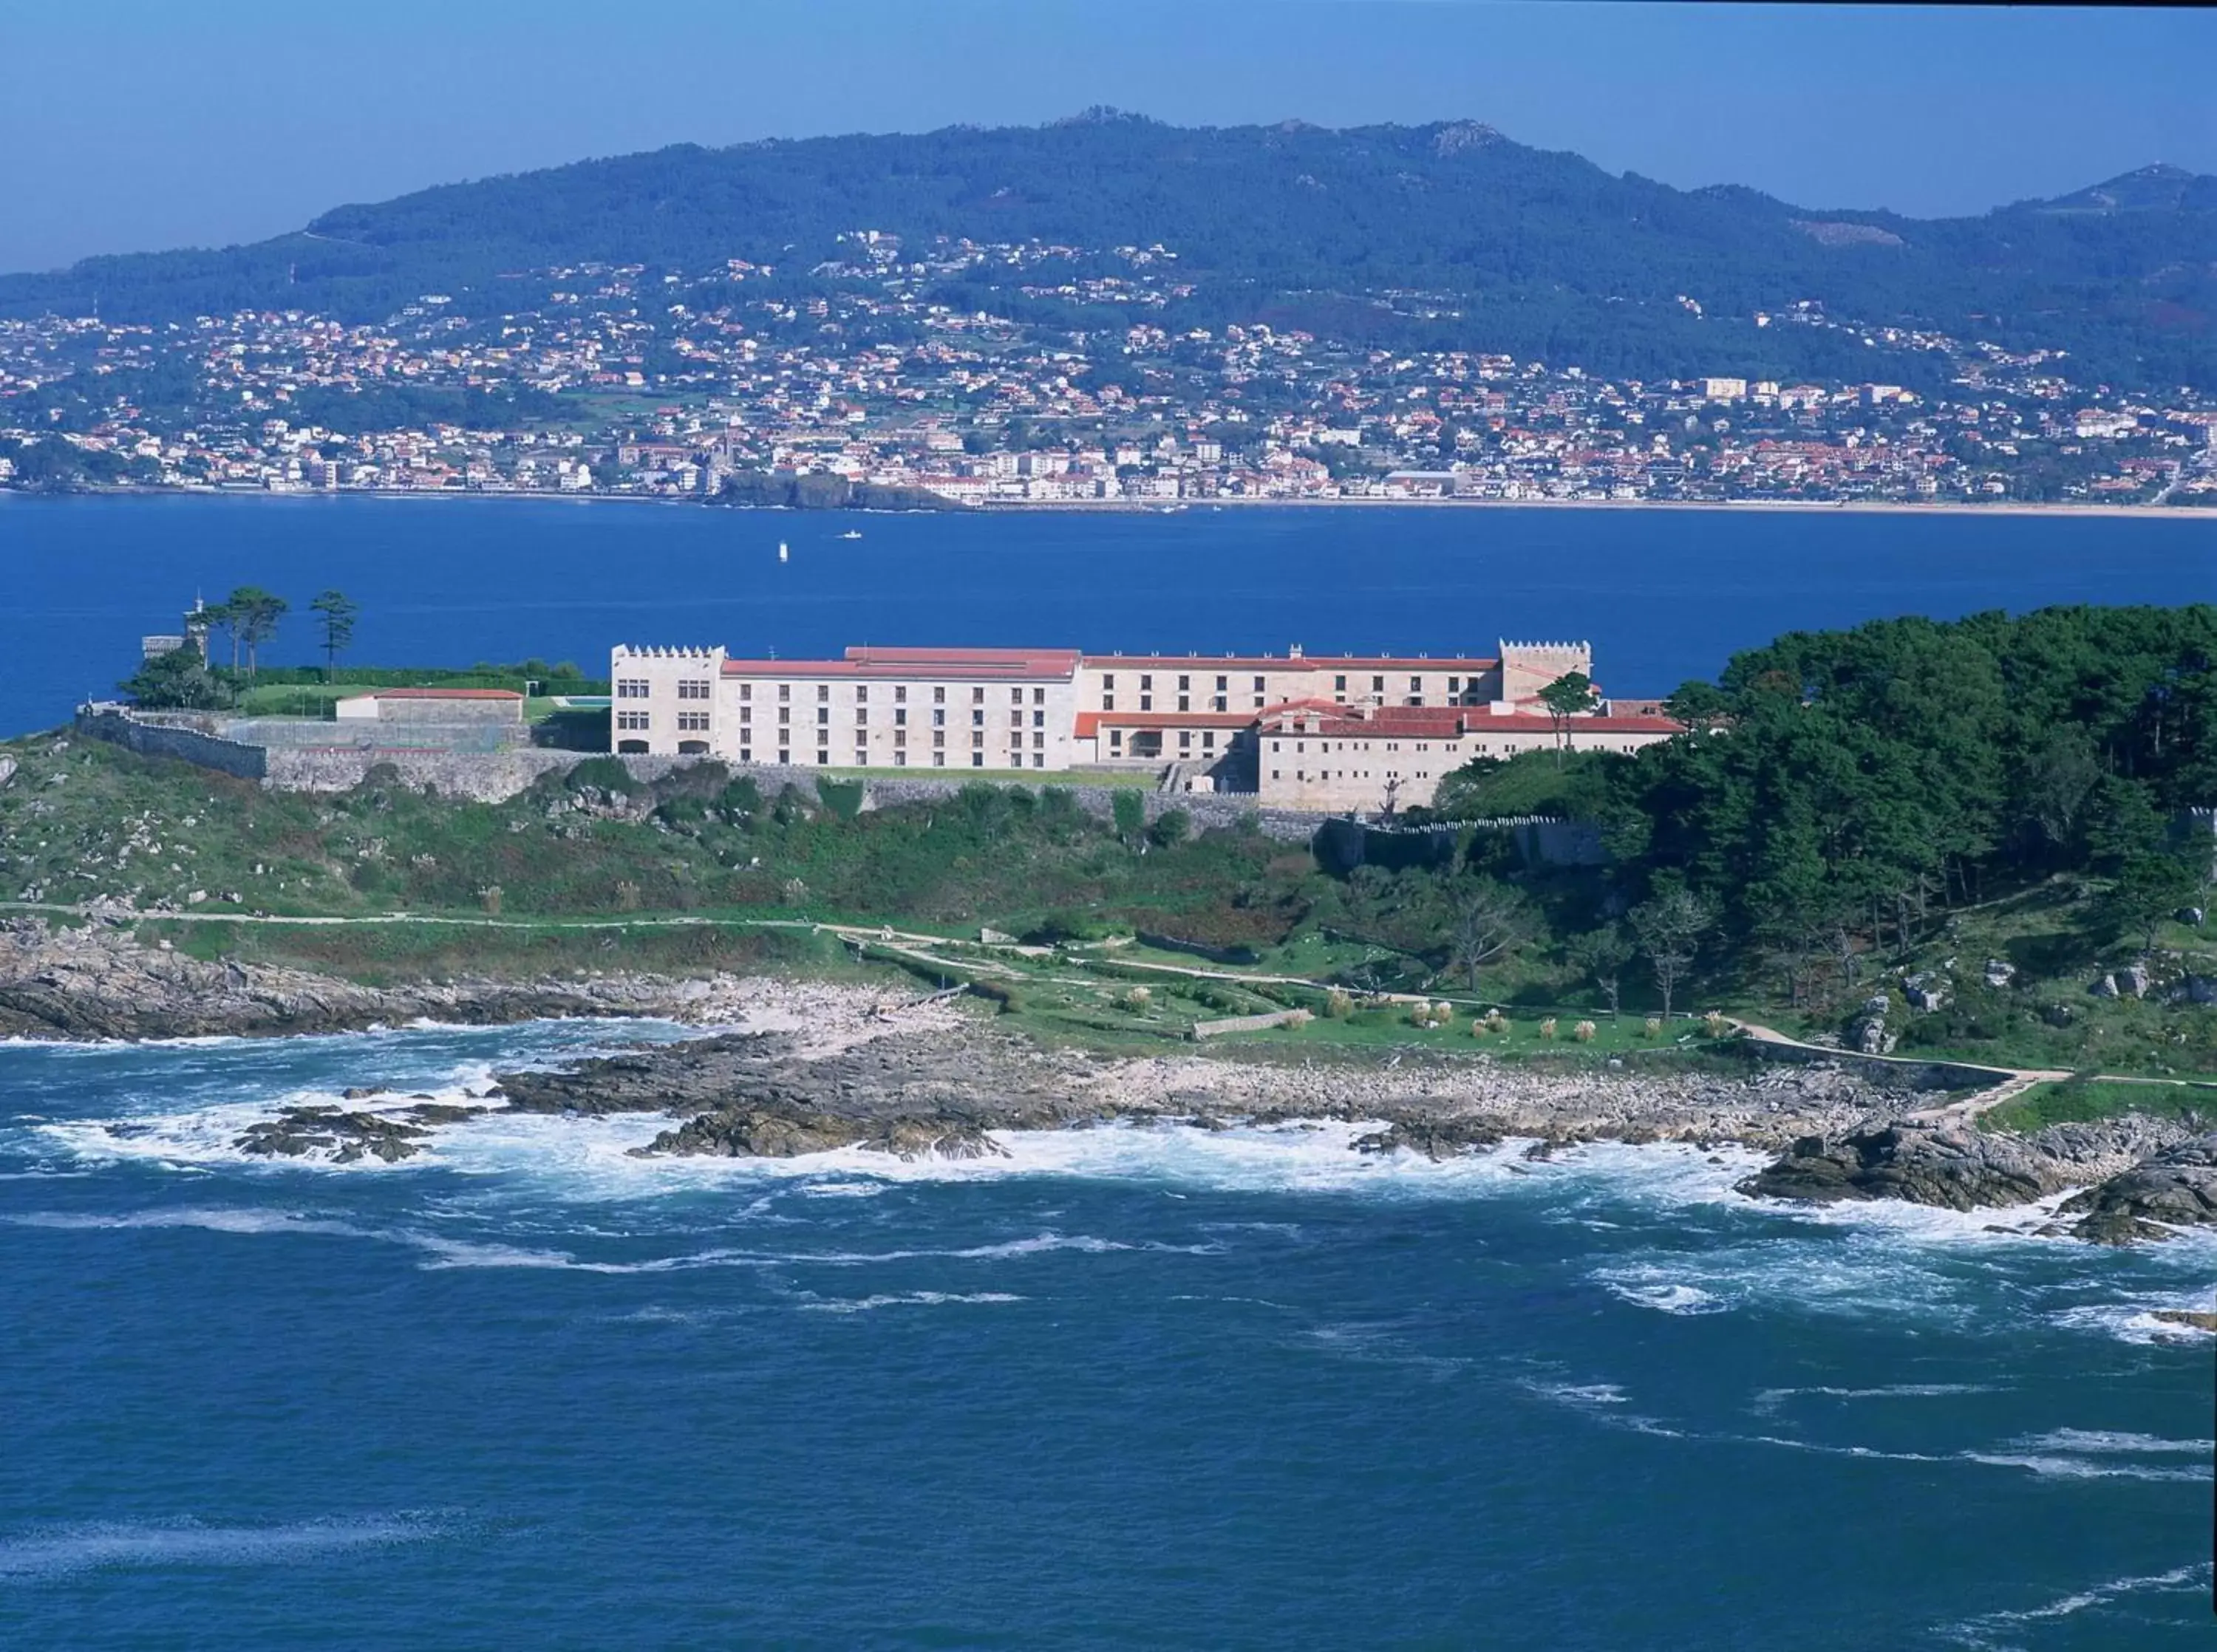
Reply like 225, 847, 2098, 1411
6, 112, 2211, 389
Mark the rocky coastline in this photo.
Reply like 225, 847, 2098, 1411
12, 919, 2216, 1245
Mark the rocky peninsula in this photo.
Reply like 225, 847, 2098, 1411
12, 918, 2215, 1245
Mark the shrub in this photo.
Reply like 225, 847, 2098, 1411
1573, 1020, 1597, 1042
1643, 1016, 1663, 1039
1122, 985, 1153, 1009
1539, 1017, 1559, 1040
815, 777, 865, 821
717, 776, 763, 817
1324, 988, 1354, 1019
480, 884, 503, 915
1111, 791, 1145, 841
1148, 808, 1191, 849
565, 756, 636, 795
1703, 1010, 1730, 1039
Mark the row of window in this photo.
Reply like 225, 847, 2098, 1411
738, 683, 1051, 706
616, 677, 711, 700
735, 748, 1051, 770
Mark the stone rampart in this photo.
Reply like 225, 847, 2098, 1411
78, 709, 1332, 836
76, 704, 267, 782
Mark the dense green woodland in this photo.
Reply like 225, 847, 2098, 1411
1548, 604, 2216, 992
4, 115, 2211, 390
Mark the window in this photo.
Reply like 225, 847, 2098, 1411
932, 751, 944, 767
895, 686, 907, 703
894, 709, 907, 727
1410, 676, 1422, 692
1215, 675, 1227, 691
1032, 754, 1044, 768
817, 708, 829, 726
973, 687, 984, 703
1253, 696, 1264, 709
894, 751, 907, 767
818, 684, 830, 703
677, 680, 709, 700
932, 709, 946, 727
1448, 677, 1460, 694
1109, 731, 1123, 749
1176, 695, 1189, 711
779, 684, 791, 702
1177, 675, 1189, 691
933, 730, 944, 747
1252, 676, 1264, 692
616, 709, 650, 731
1140, 674, 1153, 691
1103, 695, 1115, 711
973, 753, 984, 766
1213, 697, 1225, 712
740, 684, 752, 702
1031, 731, 1044, 748
778, 707, 790, 726
677, 711, 709, 732
857, 686, 868, 703
1140, 694, 1152, 711
893, 729, 906, 746
617, 679, 650, 699
739, 747, 751, 762
855, 708, 868, 724
777, 747, 789, 764
1012, 688, 1024, 704
740, 707, 751, 725
1334, 675, 1346, 692
933, 686, 946, 704
972, 710, 984, 727
1372, 676, 1385, 692
854, 748, 866, 765
1202, 733, 1216, 750
1178, 731, 1191, 750
1032, 687, 1044, 705
1031, 710, 1044, 728
816, 748, 828, 765
972, 731, 984, 748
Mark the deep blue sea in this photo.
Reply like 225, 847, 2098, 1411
0, 494, 2210, 737
3, 498, 2215, 1645
1, 1022, 2213, 1649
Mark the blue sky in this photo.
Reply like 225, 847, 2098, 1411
3, 1, 2210, 273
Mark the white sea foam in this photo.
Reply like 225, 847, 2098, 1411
1751, 1383, 1998, 1413
2020, 1427, 2215, 1456
1525, 1382, 1629, 1407
1959, 1452, 2212, 1482
0, 1514, 449, 1582
1941, 1562, 2212, 1648
1597, 1277, 1729, 1315
2050, 1286, 2217, 1345
795, 1291, 1026, 1314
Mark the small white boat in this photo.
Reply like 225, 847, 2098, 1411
840, 530, 863, 541
777, 541, 789, 563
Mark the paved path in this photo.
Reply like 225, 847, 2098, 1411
1731, 1017, 2073, 1123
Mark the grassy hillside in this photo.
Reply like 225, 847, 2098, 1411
3, 115, 2208, 389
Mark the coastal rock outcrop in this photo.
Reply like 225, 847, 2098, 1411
0, 917, 734, 1040
1738, 1122, 2068, 1211
2054, 1134, 2217, 1244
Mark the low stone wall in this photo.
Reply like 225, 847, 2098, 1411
1740, 1036, 2014, 1094
76, 705, 267, 782
80, 709, 1336, 836
1192, 1008, 1314, 1040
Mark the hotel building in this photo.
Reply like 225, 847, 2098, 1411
608, 639, 1680, 813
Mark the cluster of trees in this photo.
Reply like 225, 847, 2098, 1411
6, 117, 2207, 390
1398, 605, 2215, 1013
118, 587, 359, 707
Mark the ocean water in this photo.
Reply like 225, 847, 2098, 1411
1, 494, 2211, 738
2, 1021, 2212, 1648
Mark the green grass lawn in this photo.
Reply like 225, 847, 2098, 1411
1983, 1076, 2216, 1133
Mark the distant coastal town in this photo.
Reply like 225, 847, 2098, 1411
4, 231, 2214, 511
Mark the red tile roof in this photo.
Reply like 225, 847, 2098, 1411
1078, 653, 1499, 674
721, 646, 1080, 681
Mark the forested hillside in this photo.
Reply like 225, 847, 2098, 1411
3, 113, 2210, 389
